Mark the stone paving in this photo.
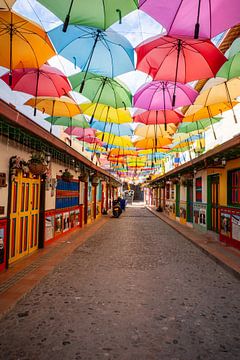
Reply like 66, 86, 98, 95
0, 205, 239, 360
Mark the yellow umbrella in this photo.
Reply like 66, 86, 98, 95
0, 0, 15, 10
25, 96, 81, 132
192, 79, 240, 123
79, 103, 132, 124
134, 137, 172, 149
185, 102, 238, 119
96, 132, 133, 148
109, 148, 138, 157
134, 123, 177, 138
0, 11, 55, 83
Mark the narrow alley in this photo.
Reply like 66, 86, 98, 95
0, 205, 239, 360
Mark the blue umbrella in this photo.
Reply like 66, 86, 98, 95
91, 120, 133, 136
48, 25, 134, 90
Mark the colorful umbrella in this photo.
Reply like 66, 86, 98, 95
25, 96, 81, 132
184, 102, 238, 139
177, 117, 222, 133
48, 25, 134, 79
91, 120, 133, 136
136, 35, 226, 105
217, 52, 240, 80
79, 103, 132, 124
38, 0, 138, 32
139, 0, 240, 39
0, 0, 15, 10
0, 11, 55, 85
69, 72, 132, 107
133, 109, 183, 125
192, 79, 240, 123
134, 124, 177, 138
1, 65, 71, 115
109, 149, 138, 157
134, 137, 172, 149
64, 127, 96, 137
134, 81, 198, 126
77, 135, 104, 145
44, 114, 89, 128
96, 133, 133, 148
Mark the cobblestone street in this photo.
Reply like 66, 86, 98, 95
0, 205, 239, 360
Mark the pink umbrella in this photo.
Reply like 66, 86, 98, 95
1, 64, 71, 115
77, 135, 104, 145
64, 127, 96, 137
133, 109, 184, 125
139, 0, 240, 39
134, 80, 198, 110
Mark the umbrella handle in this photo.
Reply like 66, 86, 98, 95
194, 0, 202, 39
63, 0, 75, 32
116, 9, 122, 24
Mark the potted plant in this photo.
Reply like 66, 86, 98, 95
61, 169, 73, 182
91, 173, 99, 186
79, 171, 88, 182
28, 152, 47, 176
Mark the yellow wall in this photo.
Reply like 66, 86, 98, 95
207, 158, 240, 206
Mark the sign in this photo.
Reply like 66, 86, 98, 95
232, 215, 240, 241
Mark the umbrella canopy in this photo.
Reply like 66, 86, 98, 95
38, 0, 137, 31
91, 120, 133, 136
0, 11, 55, 84
136, 35, 226, 85
185, 102, 238, 119
178, 117, 222, 133
96, 133, 133, 148
134, 81, 198, 110
109, 149, 138, 157
134, 124, 177, 138
216, 52, 240, 80
64, 127, 96, 137
79, 103, 132, 124
48, 25, 134, 79
134, 137, 172, 149
25, 96, 81, 132
1, 64, 71, 99
0, 0, 15, 10
193, 79, 240, 107
69, 72, 132, 107
139, 0, 240, 39
44, 114, 89, 128
133, 109, 183, 125
77, 135, 103, 145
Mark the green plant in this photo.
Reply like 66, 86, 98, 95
28, 151, 47, 165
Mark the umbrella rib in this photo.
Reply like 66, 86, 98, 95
168, 0, 184, 34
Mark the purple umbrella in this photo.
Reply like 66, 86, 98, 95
134, 81, 198, 110
139, 0, 240, 39
134, 81, 198, 130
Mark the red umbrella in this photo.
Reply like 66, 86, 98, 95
77, 135, 103, 145
136, 35, 226, 105
1, 64, 71, 115
133, 109, 184, 125
64, 127, 96, 137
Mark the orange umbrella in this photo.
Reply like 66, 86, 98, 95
134, 137, 172, 149
0, 11, 55, 84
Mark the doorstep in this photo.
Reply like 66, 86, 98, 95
146, 206, 240, 279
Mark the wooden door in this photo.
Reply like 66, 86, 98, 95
9, 171, 40, 264
187, 180, 193, 223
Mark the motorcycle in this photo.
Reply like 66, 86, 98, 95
112, 199, 122, 218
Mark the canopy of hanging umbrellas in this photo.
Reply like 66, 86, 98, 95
1, 0, 240, 183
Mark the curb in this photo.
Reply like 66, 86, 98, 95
146, 206, 240, 280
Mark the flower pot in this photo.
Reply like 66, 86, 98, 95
91, 176, 99, 186
28, 163, 47, 175
79, 173, 88, 182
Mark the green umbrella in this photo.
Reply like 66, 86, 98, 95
216, 52, 240, 80
44, 114, 90, 128
38, 0, 138, 32
177, 117, 222, 134
69, 72, 132, 108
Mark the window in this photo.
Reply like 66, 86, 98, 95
228, 169, 240, 206
195, 177, 202, 202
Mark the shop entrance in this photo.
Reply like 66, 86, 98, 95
187, 180, 193, 223
208, 174, 220, 232
9, 171, 40, 264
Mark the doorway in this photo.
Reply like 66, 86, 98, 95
207, 174, 220, 232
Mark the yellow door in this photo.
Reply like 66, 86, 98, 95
9, 171, 40, 264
